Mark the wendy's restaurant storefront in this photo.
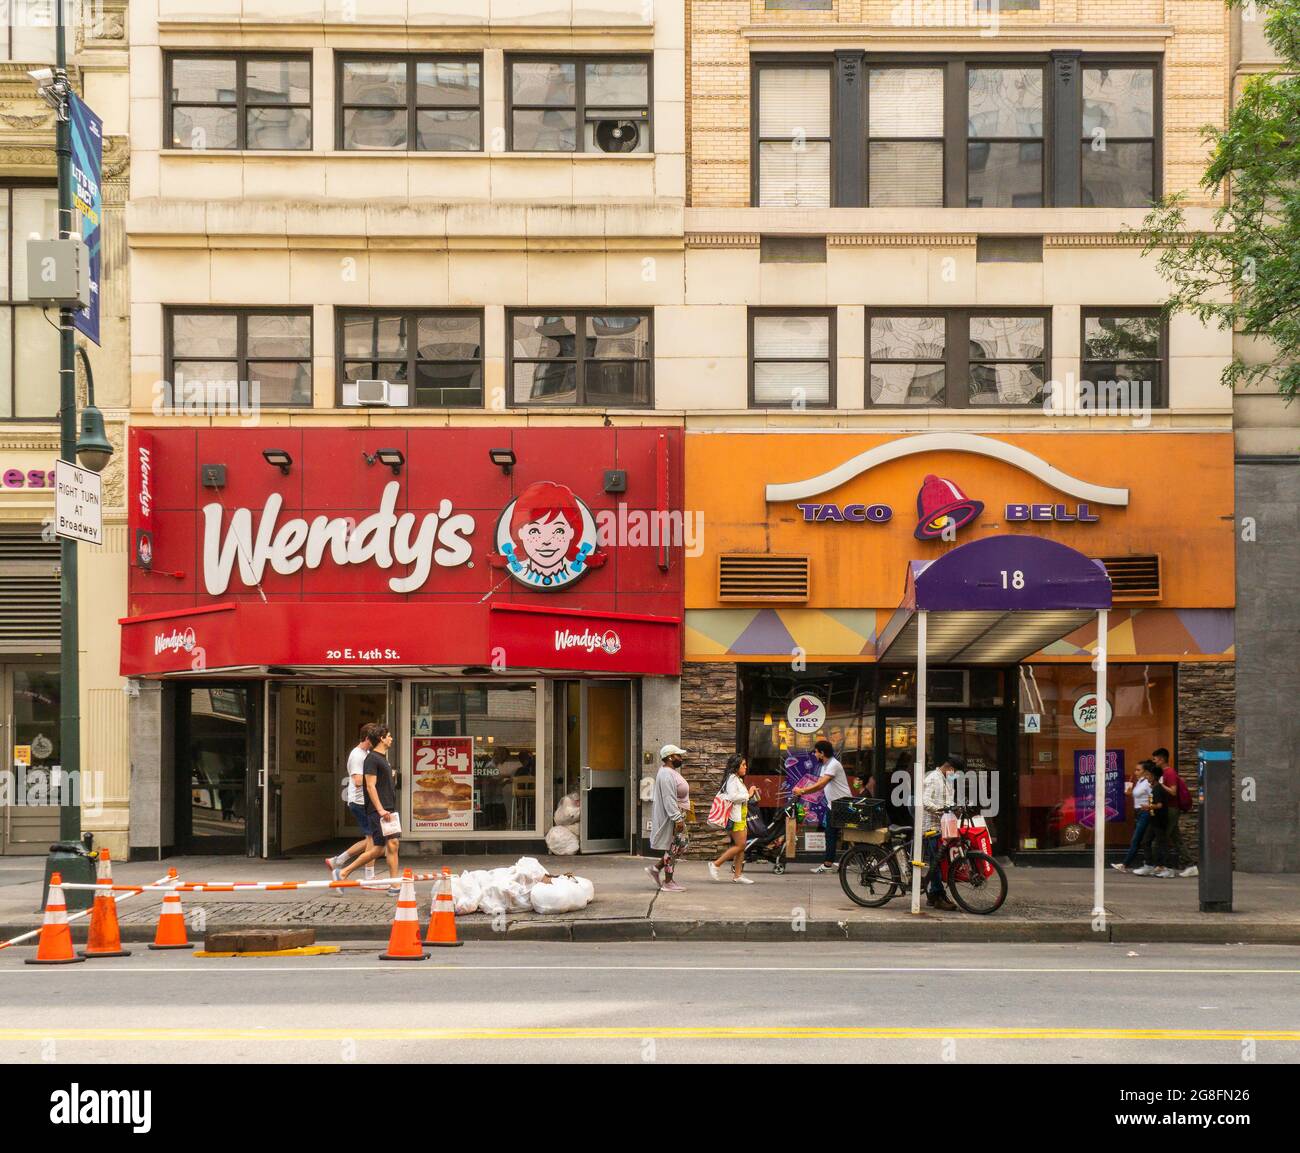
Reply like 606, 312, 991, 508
681, 430, 1235, 862
120, 426, 684, 859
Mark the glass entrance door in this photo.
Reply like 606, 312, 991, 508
580, 681, 632, 852
1, 664, 60, 854
176, 683, 261, 856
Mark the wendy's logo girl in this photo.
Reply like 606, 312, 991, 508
494, 480, 605, 589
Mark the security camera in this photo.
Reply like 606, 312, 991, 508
27, 68, 54, 86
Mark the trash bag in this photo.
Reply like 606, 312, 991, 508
546, 824, 580, 855
451, 871, 481, 916
530, 874, 595, 914
513, 857, 549, 884
554, 792, 581, 826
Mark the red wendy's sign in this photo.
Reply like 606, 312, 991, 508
121, 427, 683, 677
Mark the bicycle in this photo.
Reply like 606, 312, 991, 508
838, 804, 1008, 915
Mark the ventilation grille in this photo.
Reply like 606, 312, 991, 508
1096, 554, 1161, 602
0, 528, 61, 649
718, 554, 810, 603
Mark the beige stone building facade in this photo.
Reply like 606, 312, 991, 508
0, 2, 131, 857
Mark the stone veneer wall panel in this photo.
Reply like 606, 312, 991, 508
1175, 661, 1236, 868
679, 662, 740, 859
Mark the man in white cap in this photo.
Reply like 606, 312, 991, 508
647, 744, 691, 891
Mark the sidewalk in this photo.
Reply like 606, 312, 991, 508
3, 853, 1299, 945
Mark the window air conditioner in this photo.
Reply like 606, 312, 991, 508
585, 108, 649, 153
342, 378, 409, 407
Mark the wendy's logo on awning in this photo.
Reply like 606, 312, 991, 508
914, 474, 984, 541
493, 480, 607, 590
154, 626, 195, 656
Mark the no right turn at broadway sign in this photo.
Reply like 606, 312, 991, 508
54, 459, 102, 545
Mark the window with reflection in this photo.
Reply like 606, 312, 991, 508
509, 57, 651, 153
967, 66, 1044, 206
510, 311, 652, 406
167, 54, 312, 150
338, 311, 483, 407
0, 185, 59, 418
1082, 310, 1165, 406
339, 56, 481, 151
1082, 66, 1156, 207
168, 309, 312, 408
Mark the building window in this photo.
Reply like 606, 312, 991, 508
338, 55, 482, 151
0, 185, 59, 419
510, 311, 652, 407
1082, 66, 1156, 207
868, 309, 1048, 407
749, 310, 835, 408
338, 310, 483, 407
967, 65, 1044, 207
166, 54, 312, 150
868, 67, 944, 207
754, 64, 831, 207
508, 56, 651, 153
2, 4, 55, 62
1081, 310, 1165, 407
167, 309, 313, 408
754, 53, 1157, 208
410, 682, 539, 835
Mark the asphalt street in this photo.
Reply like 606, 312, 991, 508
1, 941, 1297, 1063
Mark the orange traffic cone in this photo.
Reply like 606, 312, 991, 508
82, 849, 130, 959
424, 866, 463, 948
148, 872, 192, 951
379, 870, 427, 961
25, 873, 85, 965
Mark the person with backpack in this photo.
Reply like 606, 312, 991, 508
708, 754, 761, 884
327, 722, 374, 880
1153, 747, 1197, 878
1132, 761, 1170, 877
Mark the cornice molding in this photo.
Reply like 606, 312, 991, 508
829, 233, 977, 247
741, 22, 1175, 46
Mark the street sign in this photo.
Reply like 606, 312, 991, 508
54, 459, 102, 545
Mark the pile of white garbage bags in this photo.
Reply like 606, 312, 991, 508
545, 792, 582, 855
449, 856, 595, 916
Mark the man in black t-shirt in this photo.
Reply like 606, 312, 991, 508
339, 725, 400, 894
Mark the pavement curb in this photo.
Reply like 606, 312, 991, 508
6, 919, 1300, 947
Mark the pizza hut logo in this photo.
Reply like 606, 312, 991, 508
154, 626, 196, 656
554, 628, 622, 656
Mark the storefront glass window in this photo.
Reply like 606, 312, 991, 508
1016, 663, 1174, 853
410, 682, 538, 834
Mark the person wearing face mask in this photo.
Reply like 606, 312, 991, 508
921, 754, 961, 911
647, 745, 691, 892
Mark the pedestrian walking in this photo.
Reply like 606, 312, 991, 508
1132, 761, 1169, 877
1153, 747, 1197, 877
708, 754, 760, 884
1112, 760, 1154, 873
792, 739, 852, 873
647, 744, 691, 892
921, 754, 960, 910
328, 722, 375, 881
339, 724, 401, 893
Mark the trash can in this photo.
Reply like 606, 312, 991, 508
1197, 740, 1233, 913
39, 837, 96, 914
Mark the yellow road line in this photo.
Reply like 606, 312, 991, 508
0, 1027, 1297, 1042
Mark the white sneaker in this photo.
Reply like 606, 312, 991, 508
1180, 865, 1199, 878
1131, 866, 1156, 876
1110, 863, 1128, 872
810, 864, 834, 874
1156, 868, 1178, 878
733, 875, 755, 884
707, 862, 722, 882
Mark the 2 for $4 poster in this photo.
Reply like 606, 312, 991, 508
411, 736, 474, 831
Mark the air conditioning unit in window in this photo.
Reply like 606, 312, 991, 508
342, 378, 409, 407
586, 108, 649, 154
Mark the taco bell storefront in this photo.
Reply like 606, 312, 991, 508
121, 427, 684, 859
682, 431, 1235, 862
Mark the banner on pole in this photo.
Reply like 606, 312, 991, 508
68, 91, 102, 346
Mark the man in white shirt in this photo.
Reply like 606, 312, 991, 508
327, 724, 374, 881
922, 754, 960, 911
793, 739, 852, 873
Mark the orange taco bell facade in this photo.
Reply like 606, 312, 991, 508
682, 431, 1234, 862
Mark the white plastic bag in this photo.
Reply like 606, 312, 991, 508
529, 874, 595, 914
513, 856, 549, 884
545, 824, 580, 855
451, 871, 481, 916
554, 792, 581, 826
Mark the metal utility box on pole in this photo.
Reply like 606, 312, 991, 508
1197, 740, 1234, 913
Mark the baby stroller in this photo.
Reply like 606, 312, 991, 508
744, 795, 805, 875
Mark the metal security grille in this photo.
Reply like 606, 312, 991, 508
718, 554, 810, 603
1096, 554, 1161, 603
0, 527, 60, 651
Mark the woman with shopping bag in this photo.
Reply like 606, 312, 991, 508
708, 755, 761, 884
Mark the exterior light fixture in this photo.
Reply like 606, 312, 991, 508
262, 448, 292, 475
364, 448, 405, 476
73, 346, 113, 473
489, 447, 516, 475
